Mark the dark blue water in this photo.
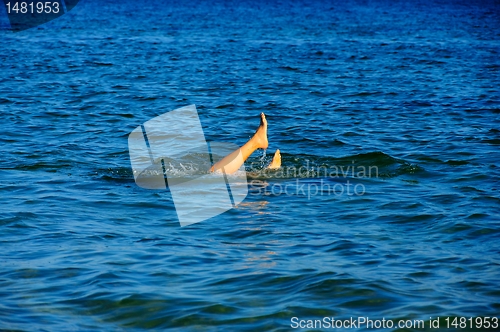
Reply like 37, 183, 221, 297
1, 0, 499, 330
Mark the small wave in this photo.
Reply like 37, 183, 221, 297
247, 151, 421, 179
215, 104, 235, 109
0, 97, 13, 104
347, 91, 381, 97
446, 159, 470, 166
87, 61, 113, 66
278, 66, 300, 71
12, 161, 72, 172
98, 167, 135, 181
481, 139, 500, 145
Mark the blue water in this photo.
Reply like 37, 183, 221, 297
1, 0, 499, 330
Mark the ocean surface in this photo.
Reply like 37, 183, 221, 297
1, 0, 499, 330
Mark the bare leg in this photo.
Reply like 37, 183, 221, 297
267, 149, 281, 169
210, 113, 268, 174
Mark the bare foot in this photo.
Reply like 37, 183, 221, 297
267, 149, 281, 169
252, 112, 268, 149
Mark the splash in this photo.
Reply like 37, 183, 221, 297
259, 149, 268, 168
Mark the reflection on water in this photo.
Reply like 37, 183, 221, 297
236, 200, 271, 215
